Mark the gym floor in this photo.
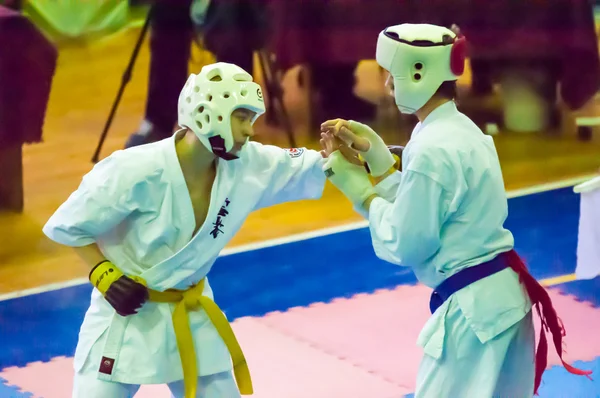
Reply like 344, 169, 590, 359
1, 183, 599, 397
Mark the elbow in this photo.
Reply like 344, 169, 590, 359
374, 247, 404, 266
371, 236, 405, 266
42, 219, 63, 243
42, 221, 96, 247
373, 233, 439, 268
397, 235, 440, 268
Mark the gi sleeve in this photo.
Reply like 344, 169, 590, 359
367, 169, 449, 267
248, 142, 327, 209
374, 170, 402, 202
42, 154, 143, 247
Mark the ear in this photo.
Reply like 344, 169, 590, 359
450, 35, 467, 76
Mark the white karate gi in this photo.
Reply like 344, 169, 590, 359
367, 102, 535, 397
42, 131, 326, 397
574, 176, 600, 280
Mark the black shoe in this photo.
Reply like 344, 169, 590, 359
125, 133, 155, 148
125, 127, 170, 149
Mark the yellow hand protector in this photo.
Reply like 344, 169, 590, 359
89, 260, 148, 316
90, 260, 124, 293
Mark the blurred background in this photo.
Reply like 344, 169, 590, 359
1, 1, 600, 396
1, 0, 600, 289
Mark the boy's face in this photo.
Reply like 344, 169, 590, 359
229, 108, 257, 154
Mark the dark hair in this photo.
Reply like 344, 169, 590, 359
434, 80, 458, 100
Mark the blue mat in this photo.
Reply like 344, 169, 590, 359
0, 378, 32, 398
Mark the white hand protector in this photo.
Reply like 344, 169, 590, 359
323, 151, 376, 207
347, 120, 396, 178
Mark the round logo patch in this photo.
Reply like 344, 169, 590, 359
284, 148, 304, 158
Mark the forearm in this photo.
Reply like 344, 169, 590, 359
367, 171, 445, 267
255, 148, 327, 208
79, 243, 148, 316
362, 193, 379, 212
73, 243, 107, 270
362, 169, 401, 212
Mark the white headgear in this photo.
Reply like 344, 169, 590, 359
177, 62, 266, 160
376, 23, 467, 114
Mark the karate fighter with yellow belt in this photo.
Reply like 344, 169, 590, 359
43, 62, 336, 397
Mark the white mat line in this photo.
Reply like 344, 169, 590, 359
0, 173, 594, 302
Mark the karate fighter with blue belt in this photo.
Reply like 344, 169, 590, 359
321, 23, 592, 397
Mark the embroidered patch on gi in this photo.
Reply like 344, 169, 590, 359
99, 356, 115, 375
284, 148, 304, 158
324, 167, 335, 177
210, 197, 231, 239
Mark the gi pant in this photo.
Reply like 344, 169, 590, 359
416, 305, 535, 398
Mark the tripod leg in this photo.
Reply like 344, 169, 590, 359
91, 9, 152, 163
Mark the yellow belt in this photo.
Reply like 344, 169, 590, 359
147, 279, 252, 397
358, 153, 401, 178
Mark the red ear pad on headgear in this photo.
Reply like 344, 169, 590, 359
450, 35, 467, 76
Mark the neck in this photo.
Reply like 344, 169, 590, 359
415, 97, 452, 122
175, 129, 216, 178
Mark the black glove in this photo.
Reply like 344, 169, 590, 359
89, 261, 149, 317
106, 276, 149, 316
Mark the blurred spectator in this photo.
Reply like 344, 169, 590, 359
268, 0, 600, 133
126, 0, 266, 147
2, 0, 21, 11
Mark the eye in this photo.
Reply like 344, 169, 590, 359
387, 81, 395, 94
239, 114, 253, 123
385, 75, 395, 92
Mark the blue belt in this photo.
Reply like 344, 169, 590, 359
429, 253, 509, 314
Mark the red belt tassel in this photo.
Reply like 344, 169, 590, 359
505, 249, 592, 395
